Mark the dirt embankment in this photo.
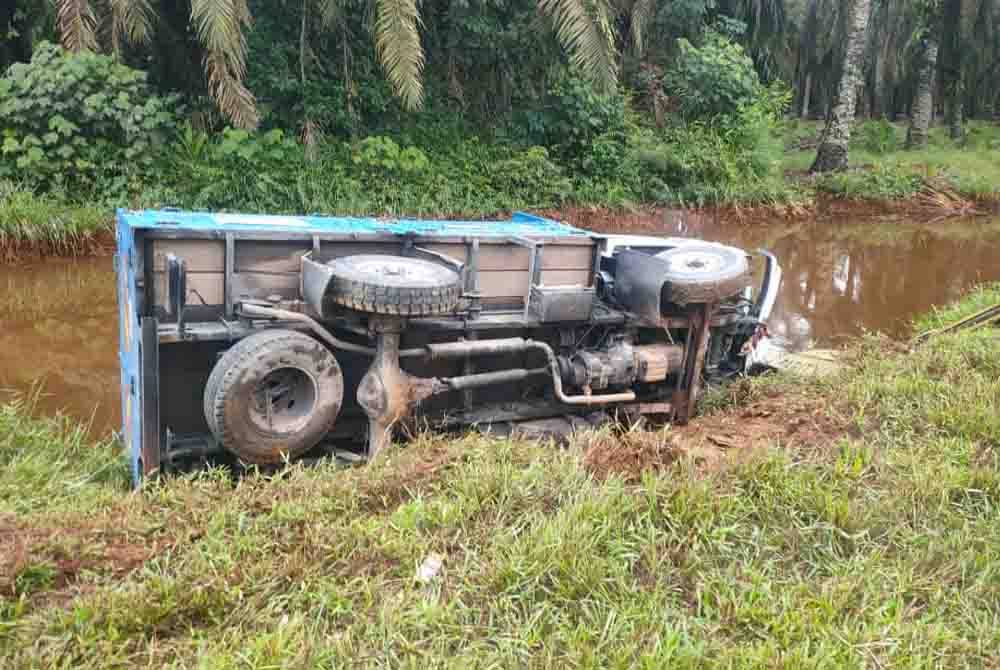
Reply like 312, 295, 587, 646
581, 383, 852, 483
1, 231, 114, 264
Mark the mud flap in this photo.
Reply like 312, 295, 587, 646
301, 254, 335, 316
613, 249, 672, 325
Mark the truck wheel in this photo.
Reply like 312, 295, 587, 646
324, 254, 462, 315
204, 330, 344, 464
656, 244, 751, 306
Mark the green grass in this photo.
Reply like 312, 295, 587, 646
2, 288, 999, 667
784, 120, 1000, 201
0, 182, 112, 260
913, 282, 1000, 333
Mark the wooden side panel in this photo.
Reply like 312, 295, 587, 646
479, 269, 591, 299
232, 273, 300, 301
150, 237, 595, 307
152, 240, 224, 271
154, 272, 224, 307
235, 241, 312, 273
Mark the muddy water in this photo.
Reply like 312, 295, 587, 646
2, 215, 999, 435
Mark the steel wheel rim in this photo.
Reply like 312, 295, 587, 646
248, 367, 318, 435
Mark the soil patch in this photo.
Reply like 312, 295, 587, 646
582, 386, 851, 482
0, 514, 160, 603
359, 441, 460, 512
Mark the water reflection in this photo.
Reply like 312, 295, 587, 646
1, 214, 999, 434
0, 257, 118, 435
663, 212, 1000, 351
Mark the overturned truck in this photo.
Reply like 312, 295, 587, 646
116, 210, 781, 484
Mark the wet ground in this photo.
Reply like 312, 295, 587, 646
2, 213, 999, 436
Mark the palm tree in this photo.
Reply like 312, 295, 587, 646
906, 35, 938, 148
810, 0, 873, 173
939, 0, 964, 139
54, 0, 620, 129
907, 1, 941, 148
54, 0, 258, 128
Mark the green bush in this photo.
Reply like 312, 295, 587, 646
491, 146, 572, 206
352, 136, 430, 177
635, 90, 789, 206
664, 32, 761, 120
151, 126, 304, 210
515, 75, 629, 168
0, 42, 179, 195
855, 119, 900, 154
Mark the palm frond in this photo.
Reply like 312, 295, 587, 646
538, 0, 619, 92
374, 0, 425, 110
109, 0, 153, 54
190, 0, 259, 129
55, 0, 98, 52
317, 0, 344, 29
630, 0, 655, 57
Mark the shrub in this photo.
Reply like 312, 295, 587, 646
664, 32, 761, 120
635, 87, 788, 206
352, 136, 430, 177
512, 74, 629, 167
855, 119, 900, 154
0, 42, 179, 195
491, 147, 572, 206
153, 126, 304, 210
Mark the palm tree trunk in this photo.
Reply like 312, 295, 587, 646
906, 37, 938, 149
940, 0, 964, 140
946, 95, 965, 140
801, 71, 813, 118
810, 0, 873, 173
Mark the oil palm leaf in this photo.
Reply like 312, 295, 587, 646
374, 0, 425, 110
108, 0, 153, 54
629, 0, 655, 57
190, 0, 259, 129
538, 0, 619, 92
55, 0, 99, 52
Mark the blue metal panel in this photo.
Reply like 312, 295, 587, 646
115, 212, 144, 485
116, 209, 589, 238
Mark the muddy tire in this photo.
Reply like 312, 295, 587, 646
656, 244, 751, 305
324, 254, 462, 315
204, 329, 344, 464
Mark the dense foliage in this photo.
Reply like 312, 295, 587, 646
665, 31, 762, 119
2, 0, 999, 213
0, 43, 177, 191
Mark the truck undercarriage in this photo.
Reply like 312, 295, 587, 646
115, 210, 781, 485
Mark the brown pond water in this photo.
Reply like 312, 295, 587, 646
2, 213, 999, 436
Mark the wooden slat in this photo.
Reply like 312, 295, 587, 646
234, 241, 312, 273
151, 240, 224, 271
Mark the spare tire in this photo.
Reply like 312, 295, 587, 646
655, 244, 751, 305
324, 254, 462, 315
204, 329, 343, 464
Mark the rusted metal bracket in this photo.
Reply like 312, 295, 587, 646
672, 302, 714, 424
356, 317, 438, 459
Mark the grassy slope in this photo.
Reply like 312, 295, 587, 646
2, 286, 999, 668
0, 184, 111, 259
